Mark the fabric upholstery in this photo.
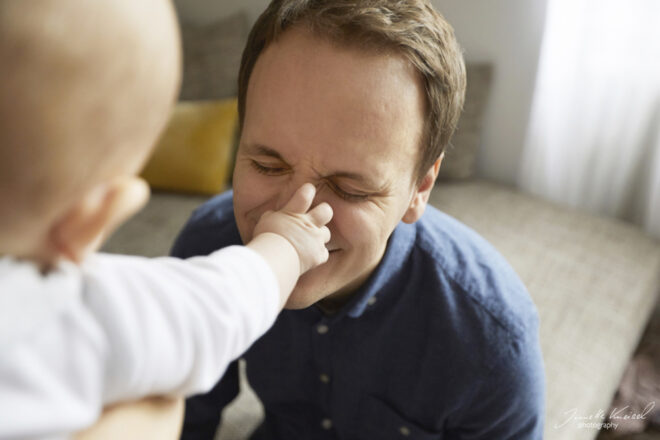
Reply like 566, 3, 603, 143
437, 64, 493, 180
179, 12, 249, 101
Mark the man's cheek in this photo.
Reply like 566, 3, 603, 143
238, 174, 283, 209
239, 206, 261, 240
236, 198, 276, 241
332, 203, 374, 233
329, 207, 369, 251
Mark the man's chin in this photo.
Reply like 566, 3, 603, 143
282, 269, 333, 310
282, 297, 315, 310
281, 252, 361, 310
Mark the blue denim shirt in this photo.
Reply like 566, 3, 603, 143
174, 191, 545, 440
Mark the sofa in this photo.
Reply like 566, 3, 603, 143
100, 11, 660, 440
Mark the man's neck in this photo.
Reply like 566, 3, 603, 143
315, 256, 384, 315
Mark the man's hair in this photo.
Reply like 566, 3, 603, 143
238, 0, 466, 182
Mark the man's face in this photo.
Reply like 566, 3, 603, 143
233, 27, 428, 309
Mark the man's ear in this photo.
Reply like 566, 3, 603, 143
49, 176, 150, 263
402, 154, 443, 224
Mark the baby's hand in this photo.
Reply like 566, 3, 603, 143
253, 184, 333, 275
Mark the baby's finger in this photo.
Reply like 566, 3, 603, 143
308, 202, 333, 226
320, 225, 331, 244
283, 183, 315, 213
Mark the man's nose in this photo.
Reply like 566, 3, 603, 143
274, 179, 322, 211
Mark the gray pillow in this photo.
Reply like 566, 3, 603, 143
179, 11, 249, 101
437, 63, 493, 180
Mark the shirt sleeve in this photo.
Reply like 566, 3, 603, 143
448, 328, 546, 439
82, 246, 281, 404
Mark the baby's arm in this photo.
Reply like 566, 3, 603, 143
82, 185, 331, 405
0, 187, 332, 438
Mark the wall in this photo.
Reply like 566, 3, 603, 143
174, 0, 548, 185
433, 0, 548, 183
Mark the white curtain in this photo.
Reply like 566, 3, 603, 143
519, 0, 660, 238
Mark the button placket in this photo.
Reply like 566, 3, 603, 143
321, 418, 333, 430
313, 317, 334, 434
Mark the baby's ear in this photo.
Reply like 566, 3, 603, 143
49, 176, 150, 263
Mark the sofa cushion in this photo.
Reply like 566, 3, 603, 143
140, 99, 238, 195
437, 64, 493, 180
179, 12, 249, 100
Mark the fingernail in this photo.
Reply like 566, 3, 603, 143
303, 183, 315, 195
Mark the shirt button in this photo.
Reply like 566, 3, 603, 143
399, 426, 411, 436
316, 324, 329, 334
319, 373, 330, 383
321, 418, 333, 430
367, 296, 377, 306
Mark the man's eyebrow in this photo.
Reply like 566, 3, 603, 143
325, 171, 380, 189
244, 143, 285, 160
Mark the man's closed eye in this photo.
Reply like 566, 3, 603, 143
324, 180, 370, 202
250, 160, 289, 176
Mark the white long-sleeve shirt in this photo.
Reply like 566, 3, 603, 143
0, 246, 280, 439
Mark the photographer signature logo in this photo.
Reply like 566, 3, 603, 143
554, 402, 656, 430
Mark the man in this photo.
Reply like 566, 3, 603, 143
174, 0, 545, 438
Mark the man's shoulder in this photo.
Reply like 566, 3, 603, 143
171, 191, 241, 258
408, 210, 546, 437
412, 205, 538, 341
187, 190, 235, 225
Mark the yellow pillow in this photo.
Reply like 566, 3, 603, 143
141, 98, 238, 195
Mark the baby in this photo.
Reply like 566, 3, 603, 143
0, 0, 332, 438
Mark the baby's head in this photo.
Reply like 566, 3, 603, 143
0, 0, 180, 266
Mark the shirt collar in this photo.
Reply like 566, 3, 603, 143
336, 220, 416, 319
